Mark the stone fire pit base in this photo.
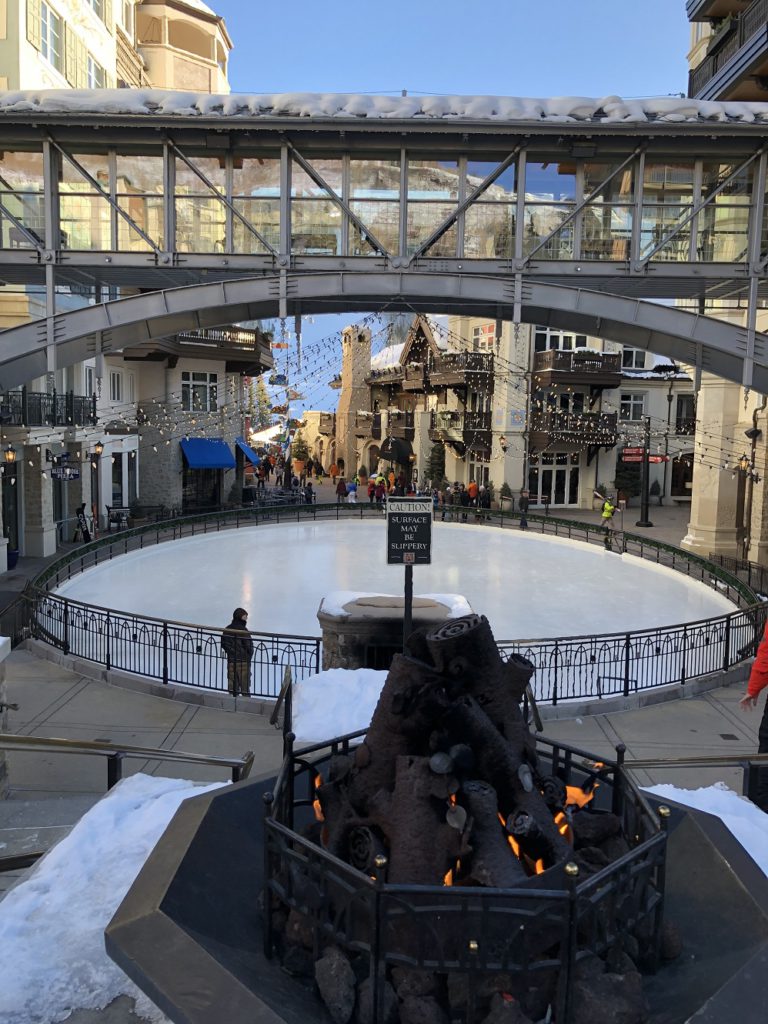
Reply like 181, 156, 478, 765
106, 776, 768, 1024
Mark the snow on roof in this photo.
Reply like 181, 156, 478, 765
1, 90, 768, 124
370, 342, 405, 370
177, 0, 216, 14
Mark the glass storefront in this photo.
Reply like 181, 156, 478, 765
528, 451, 580, 506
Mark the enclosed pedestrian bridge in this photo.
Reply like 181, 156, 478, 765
2, 90, 768, 388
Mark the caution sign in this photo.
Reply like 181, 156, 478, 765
386, 498, 432, 565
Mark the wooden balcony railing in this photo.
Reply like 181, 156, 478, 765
533, 350, 622, 374
688, 0, 768, 96
531, 410, 618, 442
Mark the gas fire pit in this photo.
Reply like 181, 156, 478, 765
263, 615, 671, 1024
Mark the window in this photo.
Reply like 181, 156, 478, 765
119, 0, 134, 37
125, 371, 135, 404
622, 347, 646, 369
182, 371, 218, 412
471, 323, 496, 352
40, 2, 63, 72
87, 56, 106, 88
88, 0, 105, 21
467, 454, 489, 487
109, 371, 122, 403
620, 393, 645, 421
85, 365, 95, 396
675, 394, 696, 434
533, 326, 588, 353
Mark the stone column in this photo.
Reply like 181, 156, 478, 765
23, 446, 57, 556
681, 375, 746, 557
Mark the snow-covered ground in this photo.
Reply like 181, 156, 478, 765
0, 771, 764, 1023
55, 520, 735, 640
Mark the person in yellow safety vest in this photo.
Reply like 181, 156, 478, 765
601, 496, 616, 524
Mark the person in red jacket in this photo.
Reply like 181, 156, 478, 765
740, 623, 768, 812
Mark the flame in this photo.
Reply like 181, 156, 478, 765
313, 773, 324, 822
534, 858, 546, 874
443, 869, 454, 886
565, 783, 597, 809
554, 810, 573, 844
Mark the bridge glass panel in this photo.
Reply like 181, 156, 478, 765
58, 152, 112, 250
523, 160, 577, 258
0, 150, 45, 249
291, 158, 342, 255
350, 157, 400, 255
406, 159, 459, 256
641, 161, 695, 261
581, 161, 634, 261
115, 153, 164, 251
174, 155, 225, 253
697, 161, 752, 263
233, 157, 280, 254
464, 160, 516, 259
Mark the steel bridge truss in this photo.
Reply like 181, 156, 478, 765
2, 110, 768, 387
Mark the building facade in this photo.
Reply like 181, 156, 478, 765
0, 0, 257, 564
306, 316, 695, 511
686, 0, 768, 560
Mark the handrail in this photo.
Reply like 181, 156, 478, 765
0, 733, 255, 786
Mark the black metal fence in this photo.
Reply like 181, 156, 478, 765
14, 503, 763, 705
264, 730, 666, 1024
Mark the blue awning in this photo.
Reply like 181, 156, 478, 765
236, 437, 261, 466
179, 438, 235, 470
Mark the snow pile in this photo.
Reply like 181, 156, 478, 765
370, 342, 405, 370
0, 774, 225, 1024
293, 666, 386, 742
644, 782, 768, 875
2, 90, 768, 125
318, 590, 472, 619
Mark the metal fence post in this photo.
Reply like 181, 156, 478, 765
723, 614, 732, 670
63, 598, 70, 656
107, 752, 123, 789
623, 633, 631, 697
105, 611, 111, 670
162, 621, 169, 685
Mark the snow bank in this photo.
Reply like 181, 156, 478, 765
2, 90, 768, 125
0, 774, 225, 1024
293, 666, 386, 742
318, 590, 472, 619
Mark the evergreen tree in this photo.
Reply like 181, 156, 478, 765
253, 375, 273, 430
426, 442, 446, 485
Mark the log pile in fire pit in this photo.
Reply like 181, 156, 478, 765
271, 614, 679, 1024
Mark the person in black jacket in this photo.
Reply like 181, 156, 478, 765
221, 607, 254, 697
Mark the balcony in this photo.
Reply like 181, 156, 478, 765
402, 363, 427, 392
384, 409, 415, 440
318, 412, 336, 435
529, 411, 618, 453
354, 412, 381, 439
688, 0, 768, 99
429, 352, 494, 390
687, 1, 751, 22
675, 416, 697, 435
532, 350, 622, 390
0, 387, 97, 428
122, 327, 273, 376
428, 409, 492, 450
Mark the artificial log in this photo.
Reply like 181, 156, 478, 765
346, 653, 450, 816
444, 695, 571, 867
426, 616, 536, 738
462, 781, 528, 888
369, 754, 468, 885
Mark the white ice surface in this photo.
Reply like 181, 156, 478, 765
55, 520, 736, 641
0, 774, 224, 1024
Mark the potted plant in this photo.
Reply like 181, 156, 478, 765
613, 462, 642, 506
650, 479, 663, 506
499, 481, 513, 512
291, 431, 310, 476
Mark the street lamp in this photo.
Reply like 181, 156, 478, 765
3, 444, 16, 465
93, 440, 104, 458
738, 453, 751, 474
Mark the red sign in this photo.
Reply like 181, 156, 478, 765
621, 454, 645, 463
647, 455, 669, 464
622, 447, 645, 456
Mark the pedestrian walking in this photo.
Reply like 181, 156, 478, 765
346, 478, 358, 503
335, 477, 347, 504
740, 622, 768, 812
304, 481, 314, 504
221, 607, 253, 697
518, 489, 530, 530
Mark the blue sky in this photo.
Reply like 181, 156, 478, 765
209, 0, 692, 415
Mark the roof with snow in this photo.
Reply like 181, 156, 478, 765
1, 90, 768, 124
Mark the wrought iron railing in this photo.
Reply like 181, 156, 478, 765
13, 504, 762, 705
688, 0, 768, 96
0, 387, 96, 427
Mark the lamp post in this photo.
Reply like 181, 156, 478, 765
635, 416, 653, 528
91, 440, 104, 533
3, 444, 16, 466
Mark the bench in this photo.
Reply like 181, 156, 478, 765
105, 506, 131, 531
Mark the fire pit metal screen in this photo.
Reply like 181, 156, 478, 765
264, 731, 667, 1024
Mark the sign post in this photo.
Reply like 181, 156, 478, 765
386, 497, 432, 650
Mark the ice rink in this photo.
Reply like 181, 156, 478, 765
54, 520, 736, 640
